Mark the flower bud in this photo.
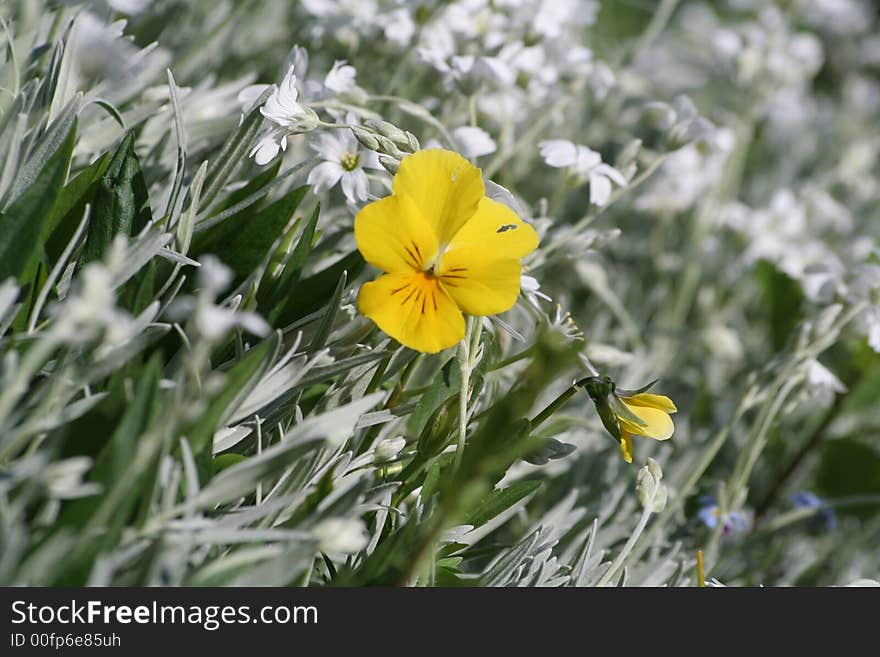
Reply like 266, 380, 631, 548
290, 106, 321, 133
365, 119, 410, 146
311, 517, 369, 554
667, 116, 714, 150
615, 138, 642, 169
647, 457, 663, 481
405, 131, 420, 153
379, 155, 400, 174
374, 134, 404, 158
375, 436, 407, 463
642, 101, 676, 130
636, 461, 668, 512
351, 125, 381, 151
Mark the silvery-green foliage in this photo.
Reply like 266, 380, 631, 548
0, 0, 878, 587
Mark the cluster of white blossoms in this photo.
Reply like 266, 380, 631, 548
539, 140, 627, 207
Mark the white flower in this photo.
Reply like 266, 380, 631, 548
539, 139, 627, 206
307, 124, 381, 204
107, 0, 150, 13
198, 255, 234, 293
167, 256, 270, 341
324, 60, 357, 94
248, 65, 319, 165
249, 128, 289, 166
374, 436, 407, 463
864, 306, 880, 353
195, 303, 270, 341
52, 261, 134, 347
520, 274, 552, 309
311, 517, 369, 554
452, 126, 496, 159
237, 84, 270, 112
260, 66, 316, 131
384, 8, 416, 46
805, 359, 846, 405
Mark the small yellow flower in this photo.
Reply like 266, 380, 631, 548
615, 393, 677, 463
355, 149, 539, 353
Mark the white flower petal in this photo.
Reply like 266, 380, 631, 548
539, 139, 579, 168
593, 163, 628, 187
238, 84, 271, 111
453, 126, 497, 159
341, 170, 370, 203
308, 161, 344, 191
250, 133, 282, 165
589, 173, 613, 206
324, 60, 357, 94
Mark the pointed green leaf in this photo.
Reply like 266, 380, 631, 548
79, 132, 151, 266
466, 480, 542, 527
0, 117, 75, 283
191, 185, 309, 277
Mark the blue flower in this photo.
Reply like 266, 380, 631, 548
790, 491, 836, 531
697, 496, 750, 535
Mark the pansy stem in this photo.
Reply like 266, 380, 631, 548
454, 316, 481, 471
529, 383, 582, 430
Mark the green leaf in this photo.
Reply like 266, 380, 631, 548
522, 437, 576, 466
279, 202, 320, 282
213, 453, 247, 471
0, 117, 75, 283
817, 439, 880, 505
466, 480, 543, 527
44, 151, 111, 264
191, 185, 309, 277
757, 260, 804, 352
57, 354, 163, 532
261, 202, 320, 309
308, 271, 346, 351
184, 332, 280, 458
200, 87, 272, 209
206, 158, 280, 219
79, 132, 151, 266
274, 250, 366, 326
2, 94, 79, 209
406, 356, 456, 438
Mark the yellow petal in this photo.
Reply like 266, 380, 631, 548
622, 393, 677, 414
437, 248, 522, 316
357, 271, 464, 353
354, 193, 438, 274
447, 197, 539, 259
619, 432, 633, 463
617, 402, 674, 441
392, 149, 484, 245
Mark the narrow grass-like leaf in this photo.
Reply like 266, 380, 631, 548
308, 271, 346, 352
200, 87, 272, 209
0, 118, 75, 283
191, 185, 308, 277
2, 94, 79, 209
466, 481, 543, 528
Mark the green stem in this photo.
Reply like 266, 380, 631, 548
365, 354, 391, 394
529, 384, 581, 430
368, 95, 456, 147
488, 344, 536, 372
629, 0, 682, 63
453, 316, 479, 471
596, 480, 661, 587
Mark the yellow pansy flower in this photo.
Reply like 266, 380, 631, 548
615, 393, 677, 463
355, 149, 539, 353
582, 376, 677, 463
